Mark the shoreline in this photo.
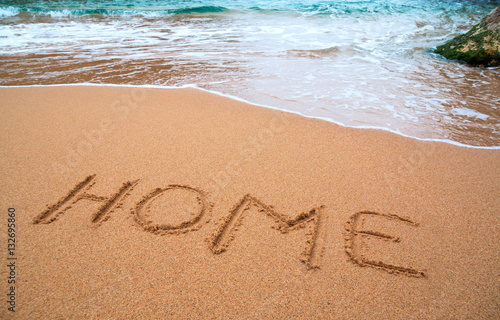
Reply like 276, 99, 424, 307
2, 83, 499, 150
1, 85, 499, 319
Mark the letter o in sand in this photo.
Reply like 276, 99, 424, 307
133, 185, 210, 235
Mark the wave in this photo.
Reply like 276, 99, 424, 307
0, 6, 120, 18
0, 6, 19, 17
294, 2, 416, 16
172, 6, 228, 15
0, 5, 230, 19
1, 0, 498, 19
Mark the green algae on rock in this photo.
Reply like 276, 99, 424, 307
435, 6, 500, 67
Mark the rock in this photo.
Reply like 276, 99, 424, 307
434, 6, 500, 67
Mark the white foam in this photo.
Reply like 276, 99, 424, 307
47, 9, 72, 18
451, 108, 490, 121
0, 6, 19, 17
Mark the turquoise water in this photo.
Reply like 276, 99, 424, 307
0, 0, 495, 15
1, 1, 499, 146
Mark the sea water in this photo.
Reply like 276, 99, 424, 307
0, 0, 499, 147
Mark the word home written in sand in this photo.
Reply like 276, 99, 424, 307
33, 175, 425, 277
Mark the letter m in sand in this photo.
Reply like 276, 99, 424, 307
208, 195, 326, 269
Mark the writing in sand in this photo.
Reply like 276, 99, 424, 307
33, 174, 426, 278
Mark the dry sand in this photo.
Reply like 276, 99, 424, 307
0, 85, 499, 319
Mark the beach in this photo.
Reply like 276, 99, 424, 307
1, 0, 500, 147
1, 85, 499, 319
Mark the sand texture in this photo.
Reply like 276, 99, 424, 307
0, 86, 499, 319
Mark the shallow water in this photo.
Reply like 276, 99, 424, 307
1, 0, 499, 147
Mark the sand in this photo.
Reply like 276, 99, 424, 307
0, 85, 499, 319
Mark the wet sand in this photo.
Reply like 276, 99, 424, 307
0, 85, 499, 319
